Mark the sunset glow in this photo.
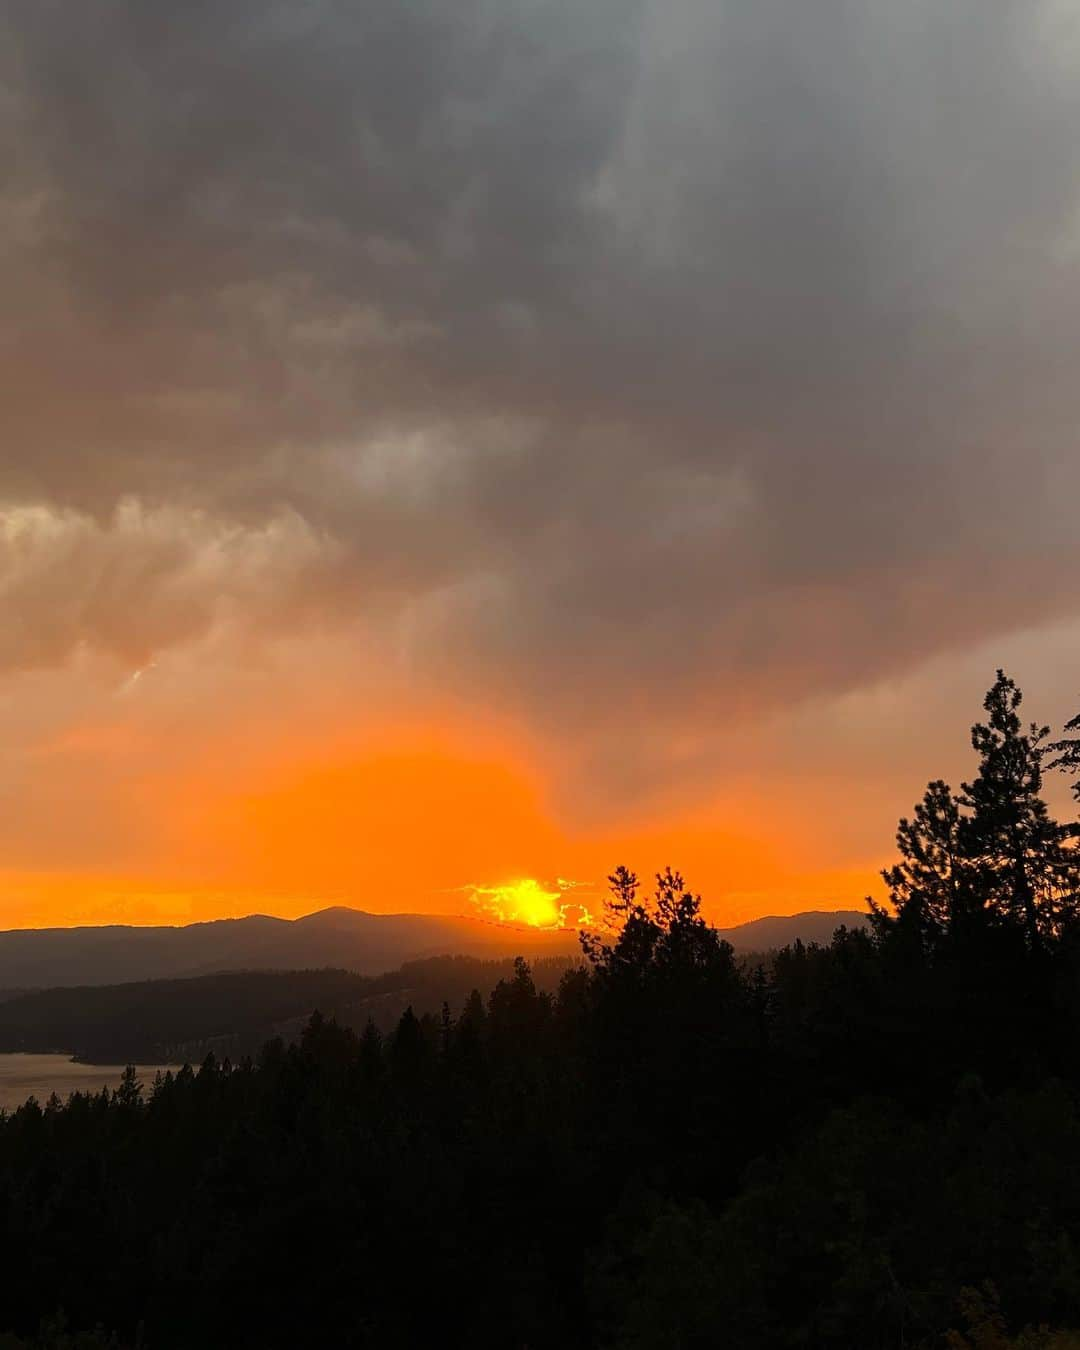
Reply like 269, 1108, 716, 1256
466, 878, 596, 930
6, 5, 1080, 1347
3, 0, 1080, 939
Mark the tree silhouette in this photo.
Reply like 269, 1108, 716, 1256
959, 671, 1079, 947
1048, 700, 1080, 806
872, 779, 972, 944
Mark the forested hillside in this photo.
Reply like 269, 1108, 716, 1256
0, 918, 862, 1064
2, 672, 1080, 1349
0, 957, 575, 1064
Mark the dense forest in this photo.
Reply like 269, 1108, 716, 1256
2, 671, 1080, 1348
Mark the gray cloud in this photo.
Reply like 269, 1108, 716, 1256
2, 0, 1080, 756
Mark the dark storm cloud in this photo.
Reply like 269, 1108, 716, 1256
2, 0, 1079, 724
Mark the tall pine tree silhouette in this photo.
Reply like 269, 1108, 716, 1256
959, 671, 1079, 947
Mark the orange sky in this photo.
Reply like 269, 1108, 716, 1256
0, 646, 884, 929
1, 612, 1078, 932
0, 720, 883, 930
0, 619, 1077, 932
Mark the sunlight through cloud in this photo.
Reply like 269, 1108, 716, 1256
464, 877, 596, 929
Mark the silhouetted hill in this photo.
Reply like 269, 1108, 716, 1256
0, 908, 580, 991
0, 906, 866, 991
715, 910, 867, 950
0, 957, 576, 1064
0, 969, 371, 1064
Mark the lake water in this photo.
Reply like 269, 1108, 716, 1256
0, 1054, 179, 1112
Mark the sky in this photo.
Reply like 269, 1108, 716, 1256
1, 0, 1080, 930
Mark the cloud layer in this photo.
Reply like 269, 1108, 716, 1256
2, 0, 1079, 917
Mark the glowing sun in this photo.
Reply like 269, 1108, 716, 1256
467, 878, 593, 929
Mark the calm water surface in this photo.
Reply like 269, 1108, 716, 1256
0, 1053, 179, 1112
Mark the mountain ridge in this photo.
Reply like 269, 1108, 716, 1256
0, 904, 868, 990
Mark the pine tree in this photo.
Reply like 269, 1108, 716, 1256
1048, 701, 1080, 805
488, 957, 549, 1053
651, 867, 724, 970
581, 866, 647, 968
458, 987, 487, 1037
455, 988, 488, 1073
607, 865, 639, 919
582, 866, 662, 977
390, 1006, 427, 1081
873, 780, 971, 943
114, 1065, 142, 1110
959, 671, 1080, 947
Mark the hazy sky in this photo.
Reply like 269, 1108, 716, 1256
2, 0, 1079, 928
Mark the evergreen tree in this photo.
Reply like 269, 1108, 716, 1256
1048, 701, 1080, 805
455, 987, 488, 1075
458, 987, 487, 1038
582, 867, 661, 980
114, 1066, 142, 1111
390, 1005, 427, 1081
487, 957, 549, 1053
651, 867, 729, 973
959, 672, 1079, 947
872, 780, 971, 944
584, 866, 730, 981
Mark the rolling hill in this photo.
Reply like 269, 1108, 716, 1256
0, 956, 578, 1065
0, 905, 868, 992
716, 909, 868, 951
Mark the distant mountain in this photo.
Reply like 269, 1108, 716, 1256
717, 910, 868, 952
0, 905, 868, 991
0, 908, 580, 991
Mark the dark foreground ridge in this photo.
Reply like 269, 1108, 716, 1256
1, 671, 1079, 1349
